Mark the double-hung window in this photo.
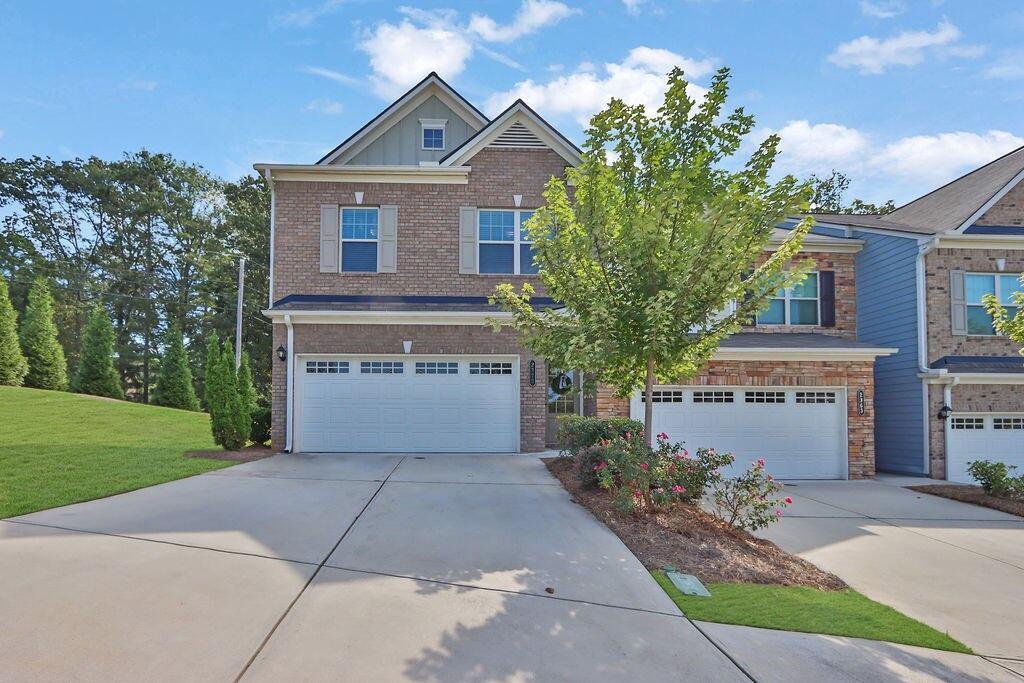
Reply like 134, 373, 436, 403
756, 273, 819, 325
966, 273, 1022, 335
478, 209, 539, 274
341, 207, 378, 273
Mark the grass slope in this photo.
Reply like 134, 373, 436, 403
1, 386, 231, 518
652, 572, 970, 654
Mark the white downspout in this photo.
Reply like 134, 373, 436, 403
942, 377, 960, 481
284, 314, 294, 453
916, 236, 941, 474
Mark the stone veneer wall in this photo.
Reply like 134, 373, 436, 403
272, 323, 547, 454
595, 359, 877, 479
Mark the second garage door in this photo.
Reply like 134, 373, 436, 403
947, 414, 1024, 484
631, 387, 848, 479
296, 355, 519, 453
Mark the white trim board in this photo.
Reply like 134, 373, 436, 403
442, 103, 581, 168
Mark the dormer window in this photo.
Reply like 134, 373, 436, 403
420, 119, 447, 151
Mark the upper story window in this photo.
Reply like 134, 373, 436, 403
420, 118, 447, 151
478, 209, 539, 275
341, 207, 378, 273
966, 273, 1022, 335
756, 273, 819, 326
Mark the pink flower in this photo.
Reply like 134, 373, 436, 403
671, 485, 686, 493
653, 487, 664, 494
756, 458, 766, 468
633, 490, 643, 499
657, 432, 669, 441
640, 462, 649, 472
784, 496, 793, 505
593, 461, 608, 471
624, 432, 632, 440
775, 509, 783, 517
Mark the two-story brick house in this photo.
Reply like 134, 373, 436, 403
258, 73, 894, 479
786, 145, 1024, 482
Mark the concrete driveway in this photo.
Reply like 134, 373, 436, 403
1, 452, 745, 682
2, 454, 1020, 682
760, 475, 1024, 664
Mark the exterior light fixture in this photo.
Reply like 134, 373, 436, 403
276, 345, 287, 362
937, 405, 952, 420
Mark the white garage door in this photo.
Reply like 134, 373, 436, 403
296, 355, 519, 453
947, 414, 1024, 484
631, 387, 848, 479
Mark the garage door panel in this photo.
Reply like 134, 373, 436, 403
948, 415, 1024, 484
636, 387, 846, 479
297, 356, 518, 453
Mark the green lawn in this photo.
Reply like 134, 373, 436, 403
0, 386, 232, 518
652, 571, 970, 654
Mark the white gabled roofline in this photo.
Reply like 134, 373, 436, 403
441, 100, 582, 168
316, 73, 489, 166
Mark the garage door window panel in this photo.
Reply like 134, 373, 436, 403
361, 361, 404, 374
993, 417, 1024, 430
305, 360, 350, 374
470, 362, 513, 375
951, 417, 984, 430
693, 391, 734, 403
415, 362, 459, 375
745, 391, 786, 404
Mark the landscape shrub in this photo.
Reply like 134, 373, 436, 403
709, 459, 792, 531
967, 460, 1024, 499
558, 415, 643, 456
250, 402, 272, 446
152, 325, 199, 411
0, 278, 28, 387
71, 305, 124, 400
585, 432, 734, 514
19, 278, 67, 391
205, 338, 248, 450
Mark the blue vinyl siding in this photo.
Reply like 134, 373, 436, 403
853, 230, 926, 475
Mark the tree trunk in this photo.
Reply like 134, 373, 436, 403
644, 353, 655, 447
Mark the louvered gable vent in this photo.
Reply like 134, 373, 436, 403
489, 121, 547, 149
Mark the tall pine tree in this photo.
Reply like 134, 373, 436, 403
152, 325, 199, 410
19, 278, 68, 391
0, 278, 29, 386
205, 338, 246, 450
72, 304, 124, 399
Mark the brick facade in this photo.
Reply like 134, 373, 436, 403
742, 251, 857, 337
272, 147, 566, 301
272, 322, 547, 453
595, 359, 877, 479
923, 247, 1024, 477
975, 181, 1024, 227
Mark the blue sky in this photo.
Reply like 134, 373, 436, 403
2, 0, 1022, 204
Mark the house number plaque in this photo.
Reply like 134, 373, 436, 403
857, 390, 865, 416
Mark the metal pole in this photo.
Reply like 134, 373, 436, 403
235, 257, 245, 369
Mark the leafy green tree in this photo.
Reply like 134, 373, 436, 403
19, 278, 68, 390
493, 68, 813, 444
71, 304, 124, 399
0, 278, 28, 386
205, 338, 246, 450
985, 275, 1024, 352
236, 350, 256, 443
152, 325, 199, 410
808, 170, 895, 215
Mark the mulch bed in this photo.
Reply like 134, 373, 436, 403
908, 484, 1024, 518
544, 456, 846, 591
186, 446, 276, 462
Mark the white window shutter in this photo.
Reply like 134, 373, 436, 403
378, 205, 398, 273
459, 206, 478, 274
320, 204, 339, 273
950, 269, 967, 336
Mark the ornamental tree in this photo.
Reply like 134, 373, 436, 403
204, 338, 247, 450
19, 277, 68, 391
0, 278, 29, 386
492, 68, 813, 445
984, 274, 1024, 352
152, 325, 200, 410
71, 304, 124, 399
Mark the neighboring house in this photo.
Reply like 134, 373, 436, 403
258, 73, 895, 480
783, 145, 1024, 483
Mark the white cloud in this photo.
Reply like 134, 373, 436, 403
272, 0, 347, 28
874, 130, 1024, 184
468, 0, 578, 42
622, 0, 645, 15
484, 47, 716, 125
769, 120, 870, 173
828, 20, 982, 74
122, 79, 157, 91
859, 0, 905, 19
359, 9, 474, 99
358, 2, 579, 99
305, 98, 345, 114
301, 66, 360, 86
984, 51, 1024, 80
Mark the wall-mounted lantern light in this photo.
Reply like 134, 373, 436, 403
276, 345, 287, 362
937, 405, 952, 420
